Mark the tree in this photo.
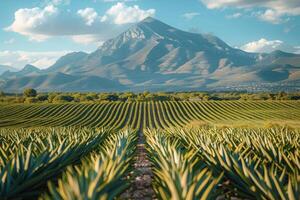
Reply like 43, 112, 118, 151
0, 91, 5, 97
37, 94, 49, 102
276, 91, 288, 100
53, 95, 74, 103
48, 93, 58, 103
24, 97, 38, 103
23, 88, 37, 97
291, 95, 300, 100
239, 94, 251, 101
119, 92, 135, 101
98, 93, 119, 101
87, 92, 98, 100
198, 93, 209, 101
268, 93, 276, 100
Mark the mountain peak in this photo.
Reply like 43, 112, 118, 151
139, 16, 160, 24
137, 17, 174, 31
98, 17, 176, 54
22, 64, 40, 72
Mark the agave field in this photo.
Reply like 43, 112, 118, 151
0, 101, 299, 129
146, 127, 300, 199
0, 101, 300, 199
0, 127, 137, 199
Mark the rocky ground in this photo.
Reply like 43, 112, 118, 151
120, 131, 156, 199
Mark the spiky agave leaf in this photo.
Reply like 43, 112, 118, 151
151, 126, 300, 199
40, 129, 137, 200
145, 130, 222, 200
0, 127, 107, 199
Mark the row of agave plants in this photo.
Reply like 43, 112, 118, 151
0, 127, 137, 199
145, 126, 300, 200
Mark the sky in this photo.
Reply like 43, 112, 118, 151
1, 0, 300, 69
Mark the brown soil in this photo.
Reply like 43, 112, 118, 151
120, 131, 156, 199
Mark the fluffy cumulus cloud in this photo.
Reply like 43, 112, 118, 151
5, 5, 59, 41
77, 8, 98, 26
200, 0, 300, 24
182, 12, 200, 20
0, 50, 71, 69
103, 2, 155, 24
5, 2, 155, 44
240, 38, 300, 53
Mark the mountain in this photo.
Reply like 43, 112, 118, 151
1, 17, 300, 92
0, 65, 17, 75
47, 17, 258, 82
46, 52, 88, 73
2, 64, 41, 79
0, 72, 125, 92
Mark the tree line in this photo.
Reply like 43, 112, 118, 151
0, 88, 299, 104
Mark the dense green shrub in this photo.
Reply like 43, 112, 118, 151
24, 97, 39, 103
0, 91, 5, 97
52, 95, 74, 103
119, 92, 136, 101
1, 91, 300, 104
23, 88, 37, 97
37, 94, 49, 102
48, 93, 59, 103
98, 93, 119, 101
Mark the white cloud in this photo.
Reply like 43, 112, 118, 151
71, 34, 104, 46
257, 9, 284, 24
226, 12, 242, 19
0, 50, 71, 69
200, 0, 300, 24
5, 5, 58, 41
240, 38, 300, 53
5, 3, 155, 43
182, 12, 200, 20
77, 8, 98, 26
104, 2, 155, 24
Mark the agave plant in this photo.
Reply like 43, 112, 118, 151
0, 127, 107, 199
153, 126, 300, 200
41, 129, 137, 200
145, 129, 223, 200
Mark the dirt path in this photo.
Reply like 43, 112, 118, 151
121, 130, 155, 199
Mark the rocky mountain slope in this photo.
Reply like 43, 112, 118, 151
1, 17, 299, 92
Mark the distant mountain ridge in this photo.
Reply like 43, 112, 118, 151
0, 65, 17, 75
1, 17, 300, 92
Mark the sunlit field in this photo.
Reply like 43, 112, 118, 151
1, 100, 300, 199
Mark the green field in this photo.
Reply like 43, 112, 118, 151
145, 126, 300, 200
0, 101, 300, 199
1, 101, 300, 129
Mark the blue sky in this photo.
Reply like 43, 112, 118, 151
1, 0, 300, 69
